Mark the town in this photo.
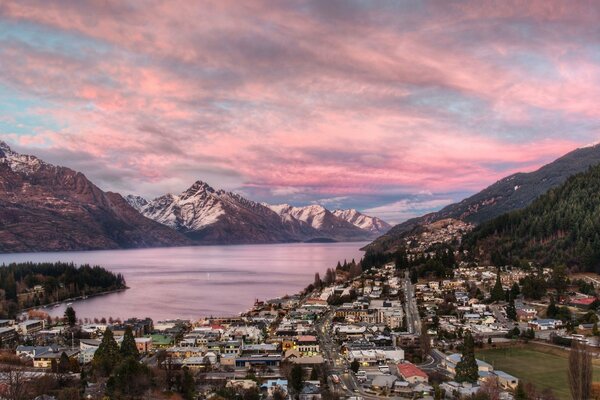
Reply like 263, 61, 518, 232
1, 254, 599, 400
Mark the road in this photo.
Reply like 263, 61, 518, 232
404, 270, 421, 335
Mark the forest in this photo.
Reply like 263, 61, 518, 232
0, 262, 126, 318
464, 163, 600, 272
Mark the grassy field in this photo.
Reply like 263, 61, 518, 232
476, 345, 600, 400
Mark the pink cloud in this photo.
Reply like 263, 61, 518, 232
0, 0, 598, 213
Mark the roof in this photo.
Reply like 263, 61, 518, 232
571, 297, 596, 305
296, 335, 318, 342
397, 363, 428, 379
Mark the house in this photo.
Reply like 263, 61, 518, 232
261, 379, 288, 397
33, 348, 80, 369
135, 337, 153, 353
444, 354, 493, 376
0, 326, 16, 343
299, 382, 322, 400
397, 363, 428, 384
372, 375, 398, 389
529, 319, 562, 331
494, 370, 519, 389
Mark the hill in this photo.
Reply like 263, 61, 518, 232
367, 143, 600, 253
464, 163, 600, 272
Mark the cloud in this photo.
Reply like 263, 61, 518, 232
0, 1, 598, 217
364, 197, 456, 225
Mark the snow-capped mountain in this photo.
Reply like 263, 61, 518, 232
0, 141, 190, 253
124, 194, 148, 212
129, 183, 388, 244
332, 209, 391, 235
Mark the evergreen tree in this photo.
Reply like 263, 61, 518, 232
547, 296, 558, 318
350, 359, 360, 373
593, 322, 599, 336
58, 351, 71, 373
289, 364, 304, 395
120, 326, 140, 359
64, 306, 76, 327
506, 297, 517, 321
490, 271, 505, 302
93, 327, 121, 376
510, 282, 520, 298
455, 331, 479, 383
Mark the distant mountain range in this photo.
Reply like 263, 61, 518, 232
126, 182, 390, 244
0, 141, 389, 252
368, 143, 600, 253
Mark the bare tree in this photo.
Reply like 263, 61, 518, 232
477, 376, 501, 400
568, 341, 592, 400
0, 366, 30, 400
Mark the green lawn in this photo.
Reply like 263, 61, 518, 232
476, 346, 600, 400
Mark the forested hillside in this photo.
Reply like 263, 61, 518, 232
465, 164, 600, 272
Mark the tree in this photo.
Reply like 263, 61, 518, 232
593, 322, 599, 336
491, 271, 505, 302
477, 376, 501, 400
455, 331, 478, 383
506, 297, 517, 321
350, 359, 360, 373
313, 273, 322, 289
64, 307, 76, 327
120, 326, 140, 359
110, 356, 152, 398
93, 327, 121, 376
511, 282, 521, 298
58, 352, 71, 373
180, 367, 195, 400
289, 364, 304, 395
551, 266, 568, 299
514, 381, 527, 400
568, 341, 592, 400
547, 296, 558, 318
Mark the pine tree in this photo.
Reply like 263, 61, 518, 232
181, 367, 196, 400
547, 296, 558, 318
506, 297, 517, 321
491, 271, 505, 302
120, 326, 140, 359
93, 327, 121, 376
455, 331, 479, 383
64, 306, 76, 327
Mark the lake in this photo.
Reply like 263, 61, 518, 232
0, 242, 366, 321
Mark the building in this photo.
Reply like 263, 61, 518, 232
18, 319, 44, 335
0, 326, 16, 343
397, 363, 428, 384
529, 319, 562, 331
33, 348, 79, 369
135, 337, 153, 353
235, 354, 281, 368
494, 370, 519, 389
444, 354, 493, 376
296, 335, 320, 355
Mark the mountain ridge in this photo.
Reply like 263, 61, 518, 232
367, 143, 600, 253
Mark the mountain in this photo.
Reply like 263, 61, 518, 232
266, 204, 374, 241
332, 209, 391, 235
368, 143, 600, 253
0, 141, 190, 253
464, 163, 600, 272
129, 184, 386, 244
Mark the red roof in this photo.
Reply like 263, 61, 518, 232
397, 363, 428, 379
571, 297, 596, 306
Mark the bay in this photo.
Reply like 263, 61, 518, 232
0, 242, 366, 321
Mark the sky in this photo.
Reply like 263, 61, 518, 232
1, 1, 600, 224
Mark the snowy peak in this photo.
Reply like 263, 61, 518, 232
125, 194, 148, 212
332, 209, 392, 235
0, 141, 47, 174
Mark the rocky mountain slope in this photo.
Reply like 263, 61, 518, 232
368, 143, 600, 253
0, 141, 190, 253
332, 209, 391, 235
129, 184, 388, 244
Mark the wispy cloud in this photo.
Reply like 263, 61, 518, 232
0, 1, 598, 221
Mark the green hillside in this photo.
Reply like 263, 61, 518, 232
465, 163, 600, 272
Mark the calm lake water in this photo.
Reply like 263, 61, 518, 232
0, 242, 366, 321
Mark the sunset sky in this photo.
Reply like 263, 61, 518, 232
1, 1, 599, 223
